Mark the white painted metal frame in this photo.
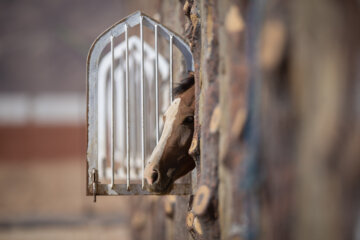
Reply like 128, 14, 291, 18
97, 35, 170, 182
86, 11, 195, 197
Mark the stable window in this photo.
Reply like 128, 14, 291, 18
86, 11, 195, 201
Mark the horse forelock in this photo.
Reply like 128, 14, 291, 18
173, 74, 194, 97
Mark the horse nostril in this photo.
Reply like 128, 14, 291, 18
151, 170, 159, 184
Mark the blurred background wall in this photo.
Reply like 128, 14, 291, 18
0, 1, 159, 239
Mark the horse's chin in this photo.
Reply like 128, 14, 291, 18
146, 178, 174, 194
172, 157, 196, 181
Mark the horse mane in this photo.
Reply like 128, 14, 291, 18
173, 73, 194, 97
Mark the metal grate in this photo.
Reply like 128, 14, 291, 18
86, 11, 195, 200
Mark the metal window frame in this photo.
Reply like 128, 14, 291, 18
86, 11, 196, 199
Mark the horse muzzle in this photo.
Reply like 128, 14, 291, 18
144, 164, 173, 193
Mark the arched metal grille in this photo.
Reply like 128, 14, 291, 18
86, 11, 195, 200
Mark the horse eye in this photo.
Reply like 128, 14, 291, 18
182, 116, 194, 125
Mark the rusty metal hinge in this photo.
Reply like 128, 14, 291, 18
91, 168, 98, 202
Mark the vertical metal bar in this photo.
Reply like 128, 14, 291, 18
169, 35, 173, 102
155, 25, 159, 144
110, 35, 115, 189
125, 24, 130, 190
140, 16, 145, 189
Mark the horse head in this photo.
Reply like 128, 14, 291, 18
144, 74, 195, 193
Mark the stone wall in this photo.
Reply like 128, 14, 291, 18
131, 0, 360, 239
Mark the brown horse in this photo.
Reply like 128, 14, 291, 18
144, 74, 196, 193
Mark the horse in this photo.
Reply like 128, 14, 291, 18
144, 74, 196, 193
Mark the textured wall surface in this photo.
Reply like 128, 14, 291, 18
131, 0, 360, 239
